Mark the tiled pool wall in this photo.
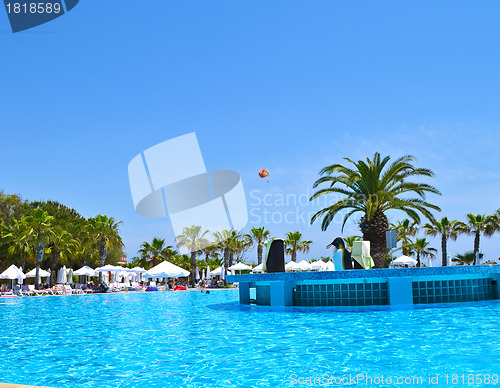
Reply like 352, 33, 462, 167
230, 266, 500, 307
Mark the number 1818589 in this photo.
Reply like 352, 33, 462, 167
5, 2, 62, 14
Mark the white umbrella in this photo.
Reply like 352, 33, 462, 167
210, 267, 223, 276
0, 265, 26, 281
128, 266, 147, 273
201, 269, 206, 279
195, 267, 200, 280
285, 261, 300, 271
74, 266, 96, 277
325, 261, 336, 271
57, 265, 67, 284
143, 260, 189, 278
67, 268, 74, 284
296, 260, 312, 271
228, 262, 252, 271
26, 268, 50, 285
221, 266, 225, 281
311, 261, 327, 271
25, 268, 51, 278
95, 265, 124, 272
206, 265, 211, 279
252, 263, 263, 273
393, 255, 418, 267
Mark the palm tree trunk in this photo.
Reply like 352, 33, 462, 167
190, 251, 196, 287
229, 253, 234, 267
417, 252, 421, 267
441, 235, 447, 267
35, 243, 44, 290
98, 236, 107, 283
360, 211, 389, 268
473, 231, 480, 265
292, 249, 297, 262
223, 247, 230, 284
257, 243, 263, 265
50, 249, 60, 287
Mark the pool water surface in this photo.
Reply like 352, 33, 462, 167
0, 290, 498, 387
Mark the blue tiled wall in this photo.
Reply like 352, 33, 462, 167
412, 278, 494, 304
293, 282, 389, 306
256, 285, 270, 306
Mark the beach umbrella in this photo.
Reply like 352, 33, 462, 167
25, 268, 50, 284
221, 266, 225, 281
0, 265, 26, 282
393, 255, 418, 267
210, 267, 223, 276
74, 266, 96, 277
25, 268, 51, 278
201, 269, 206, 279
206, 265, 211, 279
143, 260, 190, 279
252, 263, 263, 273
325, 261, 335, 271
296, 260, 312, 271
67, 268, 74, 284
195, 267, 200, 280
285, 261, 300, 271
56, 265, 67, 284
228, 262, 252, 271
311, 261, 327, 271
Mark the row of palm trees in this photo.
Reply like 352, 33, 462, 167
0, 193, 124, 288
309, 152, 500, 268
134, 227, 313, 286
390, 213, 500, 266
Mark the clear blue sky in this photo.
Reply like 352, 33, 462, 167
1, 1, 500, 266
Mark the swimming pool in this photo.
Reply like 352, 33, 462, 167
1, 291, 499, 387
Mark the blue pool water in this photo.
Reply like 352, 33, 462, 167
0, 290, 499, 387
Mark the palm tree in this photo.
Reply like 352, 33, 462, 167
284, 231, 312, 262
310, 153, 441, 268
423, 217, 466, 267
138, 237, 177, 267
406, 238, 437, 267
176, 225, 207, 287
452, 251, 483, 266
2, 219, 34, 269
464, 213, 498, 265
244, 227, 271, 265
17, 208, 55, 289
390, 219, 419, 256
87, 215, 123, 283
47, 228, 78, 286
344, 235, 362, 250
213, 229, 243, 280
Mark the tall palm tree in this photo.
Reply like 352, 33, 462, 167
244, 227, 271, 265
47, 228, 78, 286
138, 237, 177, 267
17, 208, 55, 289
406, 238, 437, 267
87, 215, 123, 283
310, 153, 441, 268
423, 217, 466, 267
2, 219, 34, 269
464, 213, 498, 265
284, 231, 312, 262
176, 225, 207, 287
213, 229, 243, 279
390, 219, 419, 256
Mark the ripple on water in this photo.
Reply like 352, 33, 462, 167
0, 292, 498, 387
